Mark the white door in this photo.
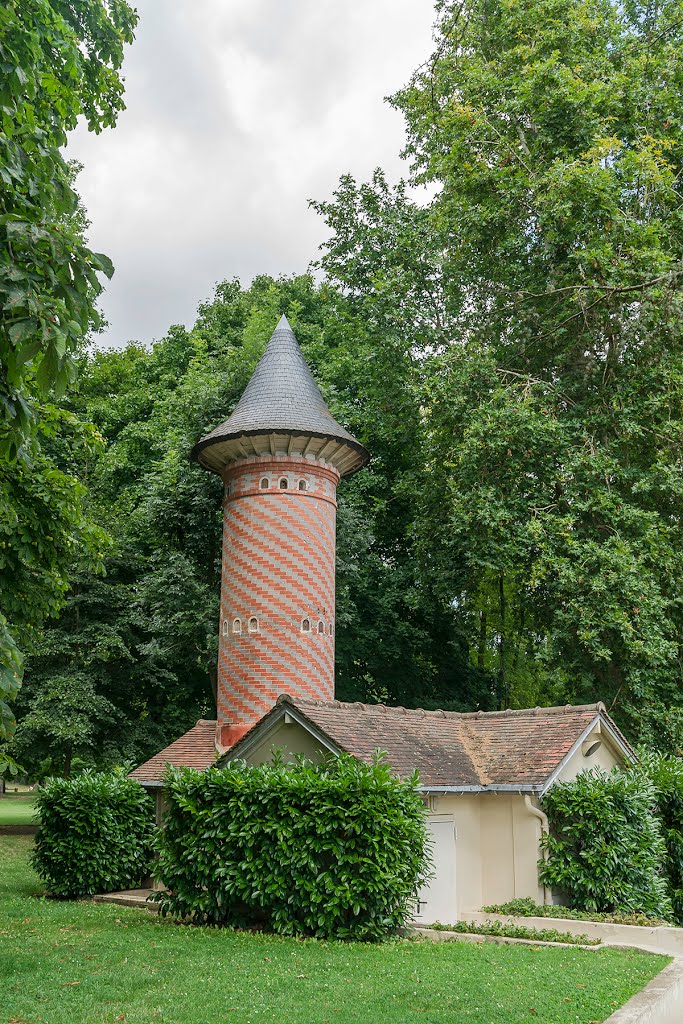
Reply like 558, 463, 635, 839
413, 815, 456, 925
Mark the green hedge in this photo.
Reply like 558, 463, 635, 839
31, 770, 155, 897
633, 751, 683, 924
539, 768, 672, 920
154, 754, 430, 941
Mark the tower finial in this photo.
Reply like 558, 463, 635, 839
276, 314, 291, 330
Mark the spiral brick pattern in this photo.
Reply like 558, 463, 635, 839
216, 454, 338, 749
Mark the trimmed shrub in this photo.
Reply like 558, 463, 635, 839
632, 751, 683, 924
154, 753, 430, 941
32, 770, 155, 896
539, 768, 672, 920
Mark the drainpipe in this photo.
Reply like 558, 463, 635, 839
524, 795, 550, 906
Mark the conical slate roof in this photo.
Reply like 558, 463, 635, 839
191, 316, 370, 477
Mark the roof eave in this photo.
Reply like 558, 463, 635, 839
418, 784, 543, 794
538, 712, 636, 797
190, 429, 370, 479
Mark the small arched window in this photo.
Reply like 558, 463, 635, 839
260, 478, 269, 490
317, 620, 324, 634
222, 619, 229, 637
225, 482, 232, 496
248, 616, 259, 633
328, 622, 333, 636
298, 479, 307, 491
279, 478, 288, 489
301, 618, 311, 633
232, 618, 242, 634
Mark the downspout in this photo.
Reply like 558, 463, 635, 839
524, 795, 550, 906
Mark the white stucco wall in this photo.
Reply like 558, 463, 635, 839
427, 793, 545, 917
242, 719, 330, 766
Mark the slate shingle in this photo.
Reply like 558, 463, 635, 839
191, 316, 369, 476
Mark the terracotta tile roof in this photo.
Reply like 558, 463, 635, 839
228, 697, 630, 790
130, 720, 217, 785
133, 699, 632, 790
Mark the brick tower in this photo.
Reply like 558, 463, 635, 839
191, 316, 369, 751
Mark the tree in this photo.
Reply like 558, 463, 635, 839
316, 0, 683, 743
0, 0, 137, 752
0, 0, 137, 452
14, 671, 115, 777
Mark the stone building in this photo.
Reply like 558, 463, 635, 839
132, 315, 631, 922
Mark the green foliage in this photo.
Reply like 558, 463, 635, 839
0, 0, 137, 452
0, 405, 107, 770
631, 750, 683, 924
0, 612, 22, 747
540, 769, 672, 919
0, 0, 136, 767
31, 769, 154, 897
423, 919, 600, 946
154, 753, 430, 941
482, 897, 669, 928
316, 0, 683, 739
14, 672, 116, 777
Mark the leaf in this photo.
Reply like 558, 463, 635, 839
7, 318, 38, 347
91, 252, 115, 279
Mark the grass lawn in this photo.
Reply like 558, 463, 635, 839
0, 793, 38, 825
0, 836, 669, 1024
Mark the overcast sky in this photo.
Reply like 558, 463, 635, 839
67, 1, 436, 349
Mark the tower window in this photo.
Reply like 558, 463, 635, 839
248, 616, 259, 633
317, 620, 324, 634
222, 619, 229, 637
298, 480, 307, 491
328, 622, 333, 636
301, 618, 311, 633
232, 618, 242, 634
279, 478, 288, 489
260, 478, 269, 489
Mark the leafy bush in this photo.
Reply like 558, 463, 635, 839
31, 770, 155, 897
422, 919, 600, 945
632, 751, 683, 924
482, 897, 669, 927
154, 753, 430, 941
539, 769, 672, 920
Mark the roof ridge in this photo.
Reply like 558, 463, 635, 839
286, 697, 605, 719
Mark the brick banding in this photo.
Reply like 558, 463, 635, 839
216, 454, 338, 743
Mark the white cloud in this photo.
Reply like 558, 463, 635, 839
67, 0, 436, 346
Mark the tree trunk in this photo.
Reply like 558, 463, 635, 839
478, 609, 487, 672
498, 574, 507, 709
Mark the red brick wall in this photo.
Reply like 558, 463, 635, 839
216, 454, 339, 749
